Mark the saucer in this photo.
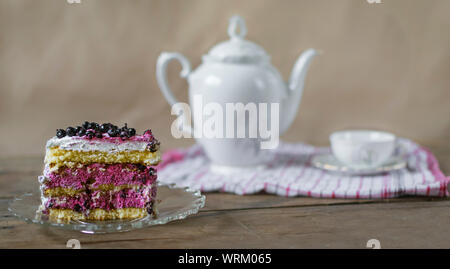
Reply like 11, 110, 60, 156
311, 153, 406, 176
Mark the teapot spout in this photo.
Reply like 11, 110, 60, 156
280, 48, 318, 134
288, 49, 318, 93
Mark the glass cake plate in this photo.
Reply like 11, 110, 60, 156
8, 183, 206, 234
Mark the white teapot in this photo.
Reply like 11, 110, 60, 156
157, 15, 318, 169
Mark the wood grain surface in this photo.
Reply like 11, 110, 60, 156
0, 143, 449, 249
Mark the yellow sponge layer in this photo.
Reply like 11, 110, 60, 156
43, 184, 145, 197
44, 187, 83, 197
48, 208, 147, 221
45, 147, 160, 170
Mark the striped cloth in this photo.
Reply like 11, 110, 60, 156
156, 138, 449, 198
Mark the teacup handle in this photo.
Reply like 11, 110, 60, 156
156, 52, 193, 136
156, 52, 191, 106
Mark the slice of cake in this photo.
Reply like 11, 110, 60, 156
39, 122, 161, 221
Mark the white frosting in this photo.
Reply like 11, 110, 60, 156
46, 136, 151, 152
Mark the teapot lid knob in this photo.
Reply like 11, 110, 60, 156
203, 15, 270, 64
227, 15, 247, 39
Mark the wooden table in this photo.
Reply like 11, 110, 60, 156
1, 142, 449, 249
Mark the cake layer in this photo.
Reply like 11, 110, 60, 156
46, 135, 157, 152
42, 184, 146, 197
43, 185, 157, 211
41, 163, 157, 191
45, 148, 160, 170
47, 208, 149, 221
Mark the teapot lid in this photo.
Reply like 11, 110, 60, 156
203, 16, 271, 64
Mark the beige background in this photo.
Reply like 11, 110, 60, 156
0, 0, 449, 157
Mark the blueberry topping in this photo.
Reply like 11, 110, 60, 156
127, 128, 136, 137
47, 201, 54, 208
56, 122, 146, 141
86, 130, 95, 139
66, 127, 77, 137
56, 129, 66, 138
92, 122, 100, 131
148, 167, 156, 176
87, 122, 99, 131
136, 164, 146, 172
82, 121, 90, 129
147, 140, 160, 152
120, 130, 129, 140
146, 202, 154, 214
108, 127, 120, 137
99, 123, 110, 133
77, 127, 86, 137
83, 200, 90, 209
85, 122, 97, 131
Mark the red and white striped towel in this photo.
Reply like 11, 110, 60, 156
156, 138, 449, 198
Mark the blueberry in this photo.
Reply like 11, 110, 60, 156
74, 204, 82, 212
127, 128, 136, 137
86, 122, 97, 130
56, 129, 66, 138
83, 200, 90, 209
108, 127, 120, 137
66, 127, 77, 137
82, 121, 90, 129
95, 132, 103, 138
120, 130, 129, 140
99, 123, 110, 133
88, 122, 99, 131
120, 192, 127, 199
147, 140, 160, 152
47, 201, 54, 208
136, 164, 146, 172
146, 202, 154, 215
86, 130, 95, 139
121, 123, 128, 131
148, 167, 156, 176
77, 127, 86, 137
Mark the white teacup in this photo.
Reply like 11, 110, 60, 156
330, 130, 396, 168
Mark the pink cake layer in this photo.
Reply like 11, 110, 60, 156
44, 186, 157, 212
42, 163, 157, 190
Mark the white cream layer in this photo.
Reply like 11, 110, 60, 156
46, 136, 150, 152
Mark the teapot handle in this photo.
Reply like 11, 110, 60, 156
156, 52, 191, 106
156, 52, 193, 136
